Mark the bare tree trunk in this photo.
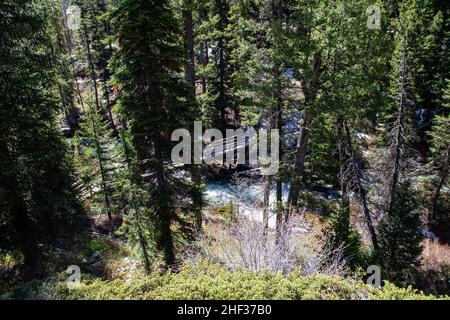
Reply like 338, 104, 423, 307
52, 25, 80, 134
83, 25, 101, 112
269, 0, 285, 241
183, 9, 195, 89
61, 1, 84, 111
286, 112, 311, 214
263, 176, 272, 242
135, 213, 151, 272
183, 7, 203, 231
99, 0, 117, 134
196, 5, 208, 94
218, 40, 227, 129
344, 121, 379, 251
216, 0, 229, 130
337, 116, 348, 203
103, 74, 117, 135
198, 6, 209, 95
154, 139, 176, 268
275, 83, 284, 239
286, 53, 321, 218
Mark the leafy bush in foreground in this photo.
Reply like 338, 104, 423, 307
2, 261, 448, 300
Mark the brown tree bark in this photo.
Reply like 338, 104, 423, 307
83, 25, 101, 112
286, 53, 322, 220
184, 6, 203, 231
263, 176, 272, 242
198, 6, 209, 94
61, 1, 84, 111
337, 116, 348, 203
154, 139, 176, 268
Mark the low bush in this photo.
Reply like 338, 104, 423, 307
2, 261, 447, 300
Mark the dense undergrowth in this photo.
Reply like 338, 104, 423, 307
2, 261, 448, 300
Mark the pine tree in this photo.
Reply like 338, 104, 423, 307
379, 182, 423, 284
228, 0, 299, 237
73, 95, 120, 221
399, 0, 450, 146
0, 0, 82, 275
328, 199, 364, 268
323, 0, 391, 252
180, 0, 204, 231
49, 0, 80, 137
109, 0, 202, 268
428, 80, 450, 222
73, 0, 117, 133
385, 18, 414, 215
196, 0, 235, 130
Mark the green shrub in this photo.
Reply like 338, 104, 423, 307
84, 238, 127, 259
4, 261, 447, 300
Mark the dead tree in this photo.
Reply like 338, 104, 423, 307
343, 121, 379, 251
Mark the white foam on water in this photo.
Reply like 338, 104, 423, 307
204, 180, 289, 228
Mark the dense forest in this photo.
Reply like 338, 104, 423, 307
1, 0, 449, 300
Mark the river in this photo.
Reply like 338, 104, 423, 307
204, 177, 341, 228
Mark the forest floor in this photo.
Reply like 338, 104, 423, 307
1, 202, 449, 299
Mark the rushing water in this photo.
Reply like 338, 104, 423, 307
204, 178, 288, 228
204, 177, 340, 228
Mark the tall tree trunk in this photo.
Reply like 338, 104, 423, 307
218, 39, 227, 129
183, 9, 196, 90
344, 121, 379, 251
262, 176, 272, 242
215, 0, 229, 130
286, 53, 321, 218
83, 18, 112, 220
337, 116, 348, 203
52, 27, 79, 134
154, 139, 176, 268
90, 117, 112, 221
61, 1, 84, 111
184, 6, 203, 231
83, 25, 101, 112
270, 0, 285, 241
286, 112, 311, 214
198, 6, 209, 94
388, 30, 409, 215
120, 129, 151, 272
274, 72, 284, 238
98, 0, 117, 134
